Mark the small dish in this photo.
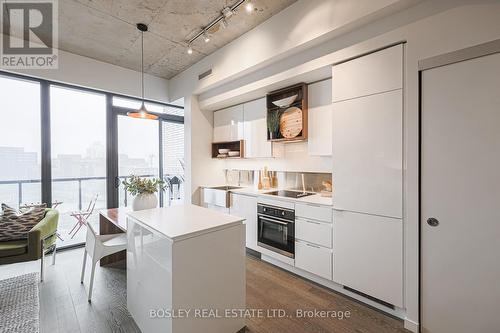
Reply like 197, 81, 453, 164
218, 148, 230, 154
272, 94, 298, 108
228, 151, 240, 157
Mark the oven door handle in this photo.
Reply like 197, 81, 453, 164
258, 216, 289, 226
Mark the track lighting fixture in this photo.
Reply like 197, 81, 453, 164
186, 0, 257, 54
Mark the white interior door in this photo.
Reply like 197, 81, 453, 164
421, 51, 500, 333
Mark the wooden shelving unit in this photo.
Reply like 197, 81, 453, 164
266, 83, 308, 142
211, 140, 245, 159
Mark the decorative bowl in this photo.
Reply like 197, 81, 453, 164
272, 94, 298, 108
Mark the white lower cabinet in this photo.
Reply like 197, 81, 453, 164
295, 240, 332, 280
296, 203, 332, 223
230, 193, 258, 251
295, 218, 332, 248
333, 210, 403, 307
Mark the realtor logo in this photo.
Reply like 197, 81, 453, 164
1, 0, 58, 69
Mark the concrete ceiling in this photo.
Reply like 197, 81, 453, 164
12, 0, 298, 79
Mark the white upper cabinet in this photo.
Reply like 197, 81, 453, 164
243, 98, 272, 158
332, 89, 402, 218
213, 104, 244, 142
308, 79, 332, 156
331, 44, 403, 102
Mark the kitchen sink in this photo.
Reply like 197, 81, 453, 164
207, 186, 242, 191
203, 186, 242, 208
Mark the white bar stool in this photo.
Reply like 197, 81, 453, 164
80, 222, 127, 302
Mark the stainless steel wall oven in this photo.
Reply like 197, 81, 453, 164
257, 203, 295, 258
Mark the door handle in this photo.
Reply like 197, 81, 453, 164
427, 217, 439, 227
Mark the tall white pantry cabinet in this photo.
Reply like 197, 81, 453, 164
331, 44, 404, 307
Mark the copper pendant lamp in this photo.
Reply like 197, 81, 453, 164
127, 23, 158, 120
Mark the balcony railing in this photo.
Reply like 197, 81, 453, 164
0, 174, 184, 208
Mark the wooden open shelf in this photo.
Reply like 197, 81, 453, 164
211, 140, 245, 159
266, 83, 308, 142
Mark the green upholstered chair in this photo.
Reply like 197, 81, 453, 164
0, 209, 59, 282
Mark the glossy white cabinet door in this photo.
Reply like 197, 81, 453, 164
295, 240, 332, 280
308, 105, 332, 156
332, 44, 403, 102
213, 104, 244, 142
332, 89, 402, 218
230, 193, 258, 250
295, 218, 332, 248
333, 210, 403, 307
243, 98, 272, 158
308, 79, 332, 156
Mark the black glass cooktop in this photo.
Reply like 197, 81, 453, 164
265, 190, 315, 198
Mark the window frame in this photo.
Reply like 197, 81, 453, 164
0, 70, 184, 249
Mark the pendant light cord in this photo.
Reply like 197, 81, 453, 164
141, 30, 144, 101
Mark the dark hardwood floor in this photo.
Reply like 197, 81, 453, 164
0, 248, 409, 333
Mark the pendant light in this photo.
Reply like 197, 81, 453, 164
127, 23, 158, 120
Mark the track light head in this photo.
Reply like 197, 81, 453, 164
203, 32, 210, 43
245, 2, 254, 13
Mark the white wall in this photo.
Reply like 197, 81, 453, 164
179, 1, 500, 331
1, 36, 169, 102
184, 96, 225, 205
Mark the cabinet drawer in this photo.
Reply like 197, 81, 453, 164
296, 218, 332, 248
295, 240, 332, 280
295, 203, 332, 222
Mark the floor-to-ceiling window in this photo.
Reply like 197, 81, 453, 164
50, 86, 107, 247
0, 71, 184, 249
162, 121, 184, 205
0, 75, 41, 208
113, 97, 184, 208
117, 115, 160, 207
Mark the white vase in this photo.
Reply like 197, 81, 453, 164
132, 193, 158, 211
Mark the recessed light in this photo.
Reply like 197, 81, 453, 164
187, 45, 193, 54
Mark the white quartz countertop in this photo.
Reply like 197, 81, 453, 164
127, 204, 244, 242
202, 185, 333, 206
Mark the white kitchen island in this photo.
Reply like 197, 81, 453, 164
126, 204, 246, 333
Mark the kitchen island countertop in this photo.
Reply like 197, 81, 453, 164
127, 204, 244, 242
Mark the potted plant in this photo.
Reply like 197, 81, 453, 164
267, 109, 283, 140
122, 175, 167, 211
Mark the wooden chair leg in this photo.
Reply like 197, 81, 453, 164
81, 249, 87, 284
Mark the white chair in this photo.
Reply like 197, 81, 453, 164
80, 222, 127, 302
